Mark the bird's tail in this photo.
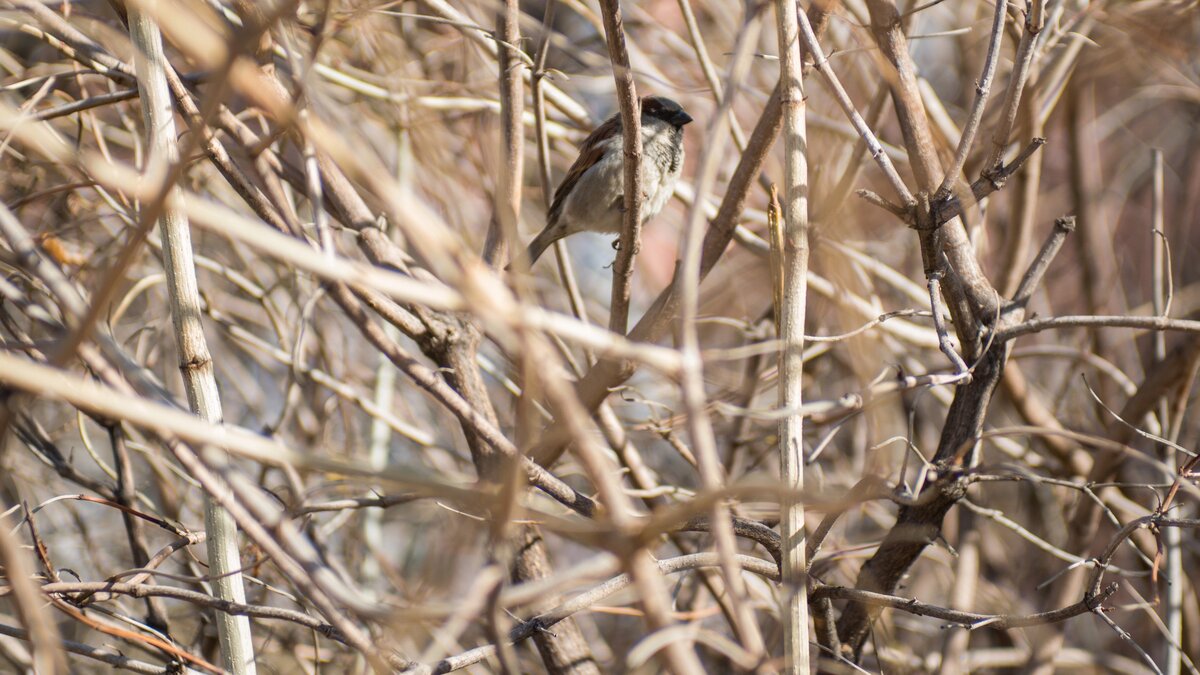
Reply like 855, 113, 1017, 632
522, 226, 562, 267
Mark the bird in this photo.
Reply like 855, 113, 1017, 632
520, 95, 693, 267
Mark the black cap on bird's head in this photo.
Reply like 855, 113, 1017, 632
641, 95, 693, 128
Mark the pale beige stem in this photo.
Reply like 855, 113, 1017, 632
127, 8, 256, 673
773, 0, 812, 670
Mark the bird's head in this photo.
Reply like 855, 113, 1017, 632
641, 96, 693, 128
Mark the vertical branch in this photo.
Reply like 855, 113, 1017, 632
126, 8, 257, 673
361, 327, 397, 585
933, 0, 1007, 199
1152, 148, 1183, 675
1067, 79, 1119, 382
362, 121, 413, 586
488, 0, 526, 269
676, 5, 766, 659
997, 103, 1044, 297
531, 0, 591, 327
1152, 148, 1168, 370
597, 0, 642, 335
489, 0, 529, 619
981, 0, 1044, 177
0, 521, 67, 674
676, 0, 748, 150
108, 425, 170, 630
492, 6, 601, 672
773, 0, 812, 669
938, 512, 980, 674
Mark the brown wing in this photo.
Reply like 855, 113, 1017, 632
546, 114, 622, 227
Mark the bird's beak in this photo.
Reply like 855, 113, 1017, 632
673, 110, 694, 126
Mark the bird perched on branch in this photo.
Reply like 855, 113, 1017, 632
520, 95, 693, 266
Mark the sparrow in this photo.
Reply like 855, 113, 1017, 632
521, 95, 693, 266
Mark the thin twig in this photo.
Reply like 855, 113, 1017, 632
933, 0, 1008, 199
1012, 215, 1076, 304
795, 7, 913, 206
982, 0, 1046, 176
813, 582, 1118, 629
